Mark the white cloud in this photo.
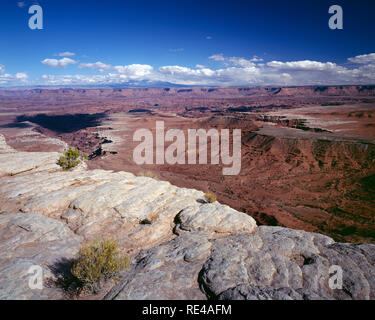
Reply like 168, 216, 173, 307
113, 64, 153, 79
250, 56, 263, 62
206, 36, 213, 40
266, 60, 344, 72
79, 61, 112, 72
158, 66, 217, 85
58, 51, 76, 57
228, 57, 256, 68
7, 52, 375, 87
348, 53, 375, 64
40, 74, 109, 85
157, 64, 261, 86
0, 64, 4, 73
15, 72, 28, 80
209, 53, 225, 61
214, 66, 261, 85
0, 72, 28, 85
210, 54, 261, 68
157, 54, 375, 86
159, 65, 214, 77
41, 58, 77, 68
0, 74, 14, 84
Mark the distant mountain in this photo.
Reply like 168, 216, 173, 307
0, 80, 194, 90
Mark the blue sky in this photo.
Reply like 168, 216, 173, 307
1, 0, 375, 87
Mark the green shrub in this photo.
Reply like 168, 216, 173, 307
58, 147, 82, 170
204, 192, 217, 203
355, 112, 364, 118
71, 239, 130, 293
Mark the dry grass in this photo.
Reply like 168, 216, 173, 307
135, 171, 159, 180
204, 192, 217, 203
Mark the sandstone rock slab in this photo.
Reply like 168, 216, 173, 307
0, 213, 82, 300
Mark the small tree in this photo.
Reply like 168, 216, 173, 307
58, 147, 81, 170
71, 239, 130, 293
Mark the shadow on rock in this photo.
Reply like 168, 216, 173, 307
46, 258, 83, 298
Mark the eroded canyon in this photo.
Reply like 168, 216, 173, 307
1, 85, 374, 244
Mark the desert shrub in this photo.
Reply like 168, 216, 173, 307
136, 171, 158, 179
318, 160, 324, 168
333, 224, 357, 236
204, 192, 217, 203
58, 147, 82, 170
71, 239, 130, 293
361, 174, 375, 193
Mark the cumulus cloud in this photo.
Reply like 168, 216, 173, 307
39, 71, 156, 86
0, 74, 14, 84
0, 64, 28, 85
41, 58, 77, 68
228, 57, 256, 68
250, 56, 263, 62
158, 53, 375, 86
210, 54, 261, 68
157, 64, 261, 86
58, 51, 76, 57
79, 61, 112, 72
15, 72, 28, 80
8, 52, 375, 87
113, 64, 153, 79
266, 60, 344, 72
348, 53, 375, 64
159, 65, 214, 77
40, 74, 108, 85
209, 53, 225, 61
0, 72, 28, 85
156, 65, 216, 85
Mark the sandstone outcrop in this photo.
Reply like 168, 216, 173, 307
0, 213, 82, 300
105, 227, 375, 300
0, 134, 374, 300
